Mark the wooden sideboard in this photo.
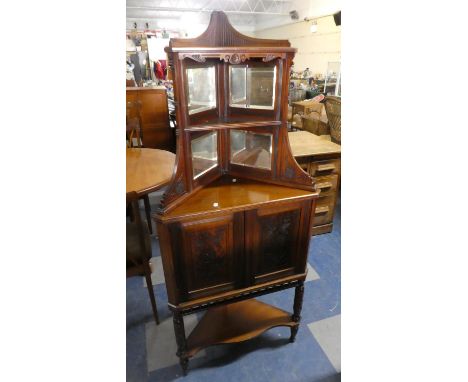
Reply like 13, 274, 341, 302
126, 87, 175, 152
288, 131, 341, 235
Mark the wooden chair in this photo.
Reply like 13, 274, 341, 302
324, 96, 341, 144
127, 191, 160, 325
126, 101, 142, 148
126, 101, 153, 233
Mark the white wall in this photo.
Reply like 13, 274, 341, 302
255, 14, 340, 76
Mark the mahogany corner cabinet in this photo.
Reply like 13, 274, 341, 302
153, 11, 319, 375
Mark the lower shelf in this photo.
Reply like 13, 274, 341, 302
186, 299, 296, 358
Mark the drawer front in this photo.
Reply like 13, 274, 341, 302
309, 159, 341, 177
314, 174, 339, 197
313, 195, 336, 226
172, 212, 244, 301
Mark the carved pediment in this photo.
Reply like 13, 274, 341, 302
169, 11, 291, 49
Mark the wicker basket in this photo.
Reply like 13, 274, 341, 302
289, 88, 306, 102
324, 96, 341, 144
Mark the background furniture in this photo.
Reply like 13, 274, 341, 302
126, 148, 176, 233
324, 96, 341, 144
154, 11, 318, 375
126, 100, 142, 148
288, 131, 341, 235
290, 98, 329, 135
291, 99, 324, 117
126, 191, 160, 325
301, 114, 329, 136
126, 87, 176, 152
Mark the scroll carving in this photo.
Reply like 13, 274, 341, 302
159, 172, 186, 212
262, 54, 280, 62
181, 54, 206, 63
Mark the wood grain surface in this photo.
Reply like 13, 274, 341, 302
126, 148, 175, 195
159, 176, 317, 221
288, 131, 341, 157
185, 299, 296, 357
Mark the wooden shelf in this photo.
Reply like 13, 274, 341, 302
186, 299, 295, 357
186, 120, 281, 131
159, 176, 317, 221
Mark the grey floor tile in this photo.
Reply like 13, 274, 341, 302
145, 314, 206, 372
307, 314, 341, 372
306, 262, 320, 282
143, 257, 166, 286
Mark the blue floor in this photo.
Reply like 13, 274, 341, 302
127, 197, 340, 381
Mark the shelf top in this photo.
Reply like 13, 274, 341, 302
288, 131, 341, 157
158, 176, 317, 221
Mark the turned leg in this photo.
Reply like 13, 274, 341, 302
173, 311, 189, 376
290, 281, 305, 343
142, 195, 153, 234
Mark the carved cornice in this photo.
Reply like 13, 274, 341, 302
179, 52, 282, 63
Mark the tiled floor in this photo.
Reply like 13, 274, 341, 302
127, 195, 341, 381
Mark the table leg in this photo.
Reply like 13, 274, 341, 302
142, 194, 153, 234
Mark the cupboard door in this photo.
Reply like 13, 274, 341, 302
174, 212, 244, 301
245, 201, 311, 285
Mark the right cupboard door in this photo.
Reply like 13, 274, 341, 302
245, 200, 312, 285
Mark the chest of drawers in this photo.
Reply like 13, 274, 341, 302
288, 131, 341, 235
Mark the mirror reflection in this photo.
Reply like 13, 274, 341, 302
229, 66, 276, 109
230, 130, 272, 170
186, 66, 216, 115
191, 131, 218, 178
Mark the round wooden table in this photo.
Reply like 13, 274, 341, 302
127, 148, 176, 233
126, 148, 176, 196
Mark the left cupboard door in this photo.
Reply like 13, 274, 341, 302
171, 212, 244, 302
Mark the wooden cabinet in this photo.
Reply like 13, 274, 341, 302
289, 131, 341, 235
154, 12, 319, 375
160, 197, 315, 305
126, 87, 175, 152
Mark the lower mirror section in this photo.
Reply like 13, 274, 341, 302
191, 131, 218, 179
230, 130, 272, 170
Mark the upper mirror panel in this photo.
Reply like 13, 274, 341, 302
191, 131, 218, 179
229, 66, 276, 110
186, 66, 216, 115
230, 130, 272, 170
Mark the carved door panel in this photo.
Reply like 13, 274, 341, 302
174, 212, 244, 301
245, 201, 311, 285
